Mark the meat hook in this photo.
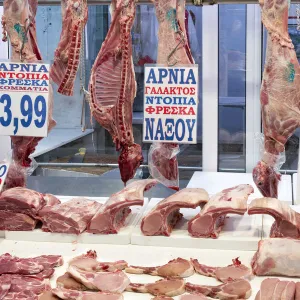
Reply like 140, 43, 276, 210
19, 18, 31, 62
167, 30, 185, 66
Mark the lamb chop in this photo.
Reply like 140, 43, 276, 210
2, 0, 56, 168
252, 238, 300, 277
148, 0, 194, 191
248, 197, 300, 238
57, 272, 87, 291
126, 258, 194, 278
252, 0, 300, 198
39, 291, 60, 300
126, 278, 185, 297
191, 257, 253, 283
185, 279, 252, 299
88, 179, 157, 234
88, 0, 142, 184
188, 184, 254, 238
141, 188, 209, 236
50, 0, 88, 96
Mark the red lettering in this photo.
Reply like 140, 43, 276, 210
190, 87, 195, 95
183, 87, 189, 95
163, 107, 171, 114
179, 107, 187, 115
145, 86, 151, 94
0, 72, 6, 78
171, 106, 178, 114
156, 106, 163, 114
188, 107, 195, 115
16, 72, 25, 79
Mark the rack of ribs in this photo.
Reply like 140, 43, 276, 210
50, 0, 88, 96
88, 0, 142, 185
252, 0, 300, 198
148, 0, 194, 191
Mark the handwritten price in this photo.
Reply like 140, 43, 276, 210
0, 164, 8, 192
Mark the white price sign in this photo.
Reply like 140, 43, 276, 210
0, 62, 49, 137
0, 163, 9, 192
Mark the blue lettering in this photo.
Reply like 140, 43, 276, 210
188, 97, 196, 105
158, 68, 168, 84
20, 64, 30, 72
146, 96, 154, 105
168, 68, 178, 84
145, 118, 154, 140
165, 119, 174, 141
146, 69, 157, 84
186, 119, 196, 141
175, 119, 185, 141
0, 64, 8, 71
186, 69, 196, 84
154, 119, 164, 140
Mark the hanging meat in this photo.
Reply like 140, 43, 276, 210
148, 0, 194, 190
50, 0, 88, 96
88, 0, 143, 184
1, 0, 56, 168
252, 0, 300, 198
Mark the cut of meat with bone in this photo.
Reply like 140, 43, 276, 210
88, 0, 143, 184
126, 258, 194, 278
191, 257, 253, 283
88, 179, 157, 233
186, 279, 252, 299
126, 278, 185, 297
39, 198, 102, 234
39, 291, 60, 300
141, 188, 209, 236
180, 295, 209, 300
248, 197, 300, 238
0, 211, 37, 231
68, 266, 130, 293
252, 238, 300, 277
31, 255, 63, 269
57, 272, 87, 291
43, 194, 61, 207
50, 0, 88, 96
252, 0, 300, 198
188, 184, 254, 238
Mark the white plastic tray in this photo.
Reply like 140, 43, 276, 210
131, 198, 265, 251
187, 171, 293, 204
4, 196, 148, 245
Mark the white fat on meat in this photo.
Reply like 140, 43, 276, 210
191, 257, 253, 283
188, 184, 254, 238
248, 197, 300, 238
126, 278, 185, 297
141, 188, 209, 236
125, 257, 194, 278
57, 272, 87, 291
68, 266, 130, 293
252, 238, 300, 277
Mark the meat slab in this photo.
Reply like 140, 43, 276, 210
88, 0, 143, 184
188, 184, 254, 238
180, 295, 209, 300
191, 257, 253, 283
0, 275, 11, 299
88, 179, 157, 234
50, 0, 88, 96
3, 162, 26, 191
252, 0, 300, 198
296, 282, 300, 300
0, 211, 37, 231
248, 197, 300, 238
252, 238, 300, 277
126, 278, 185, 297
141, 188, 209, 236
38, 198, 102, 234
126, 257, 194, 278
186, 279, 252, 299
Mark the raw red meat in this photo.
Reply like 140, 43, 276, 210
180, 295, 209, 300
25, 268, 55, 280
30, 255, 63, 269
152, 297, 174, 300
0, 275, 11, 299
141, 188, 209, 236
50, 0, 88, 96
57, 272, 87, 291
38, 198, 102, 234
185, 279, 252, 299
125, 258, 194, 278
2, 162, 26, 191
42, 194, 61, 207
126, 278, 185, 297
0, 211, 37, 231
88, 179, 157, 234
39, 291, 60, 300
88, 0, 143, 184
296, 282, 300, 300
191, 257, 253, 283
68, 266, 130, 293
248, 197, 300, 238
252, 0, 300, 198
188, 184, 254, 238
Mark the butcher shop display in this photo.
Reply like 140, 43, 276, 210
50, 0, 88, 96
88, 0, 143, 185
252, 0, 300, 198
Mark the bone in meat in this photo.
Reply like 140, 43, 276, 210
185, 279, 252, 299
252, 238, 300, 277
88, 179, 157, 234
191, 257, 253, 283
188, 184, 254, 238
141, 188, 209, 236
252, 0, 300, 198
126, 278, 185, 297
126, 257, 194, 278
57, 272, 87, 291
88, 0, 142, 184
50, 0, 88, 96
248, 197, 300, 238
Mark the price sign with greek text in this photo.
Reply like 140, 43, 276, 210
143, 65, 198, 144
0, 163, 9, 192
0, 62, 49, 137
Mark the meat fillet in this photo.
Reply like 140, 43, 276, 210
248, 197, 300, 238
188, 184, 254, 238
88, 179, 157, 234
141, 188, 209, 236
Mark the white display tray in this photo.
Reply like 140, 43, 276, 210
0, 239, 299, 299
293, 173, 298, 205
4, 196, 148, 245
131, 198, 265, 251
187, 171, 293, 204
